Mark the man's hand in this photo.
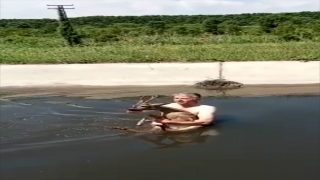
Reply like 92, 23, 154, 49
161, 119, 190, 124
160, 119, 172, 124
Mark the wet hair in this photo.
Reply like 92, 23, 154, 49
173, 92, 202, 100
192, 93, 202, 99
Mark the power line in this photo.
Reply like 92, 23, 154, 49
47, 4, 75, 21
47, 4, 75, 10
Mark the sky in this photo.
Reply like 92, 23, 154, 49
1, 0, 319, 19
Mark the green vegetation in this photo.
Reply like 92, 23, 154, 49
1, 11, 319, 64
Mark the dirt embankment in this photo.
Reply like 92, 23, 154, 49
1, 84, 319, 99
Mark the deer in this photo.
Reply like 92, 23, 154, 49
111, 95, 202, 133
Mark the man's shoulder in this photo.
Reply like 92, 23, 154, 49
162, 103, 179, 108
163, 103, 216, 112
198, 105, 216, 112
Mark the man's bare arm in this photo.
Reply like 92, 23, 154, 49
162, 106, 216, 126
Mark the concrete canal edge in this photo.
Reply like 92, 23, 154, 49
0, 61, 319, 87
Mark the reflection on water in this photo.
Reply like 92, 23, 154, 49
0, 95, 319, 180
142, 128, 220, 149
120, 127, 220, 149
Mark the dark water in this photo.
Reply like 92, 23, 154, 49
0, 95, 319, 180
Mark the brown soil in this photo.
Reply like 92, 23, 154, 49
1, 84, 319, 99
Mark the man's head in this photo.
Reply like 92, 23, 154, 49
173, 92, 201, 106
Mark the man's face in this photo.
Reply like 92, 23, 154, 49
173, 94, 195, 105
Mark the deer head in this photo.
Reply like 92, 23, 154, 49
127, 95, 167, 111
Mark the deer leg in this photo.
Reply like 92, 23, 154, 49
136, 117, 149, 126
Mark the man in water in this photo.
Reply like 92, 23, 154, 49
160, 92, 216, 126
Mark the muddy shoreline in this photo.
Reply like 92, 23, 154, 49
1, 84, 319, 99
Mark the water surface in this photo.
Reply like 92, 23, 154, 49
0, 95, 319, 180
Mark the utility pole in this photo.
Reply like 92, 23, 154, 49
47, 4, 74, 21
46, 4, 82, 46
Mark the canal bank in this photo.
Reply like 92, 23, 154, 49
1, 61, 319, 87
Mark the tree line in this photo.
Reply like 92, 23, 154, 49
0, 11, 319, 44
1, 11, 318, 27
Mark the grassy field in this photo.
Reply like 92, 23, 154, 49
1, 35, 319, 64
